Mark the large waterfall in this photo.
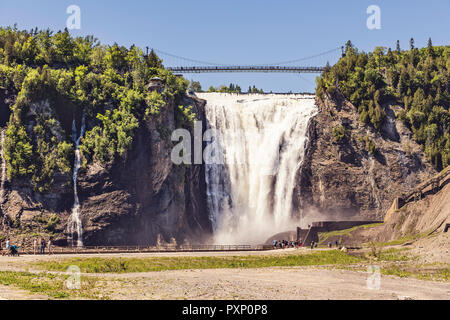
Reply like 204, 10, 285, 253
197, 93, 317, 244
68, 115, 85, 247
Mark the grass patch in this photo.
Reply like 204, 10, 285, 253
362, 244, 413, 262
318, 223, 384, 245
35, 250, 362, 274
381, 265, 412, 278
381, 265, 450, 282
374, 248, 412, 262
370, 232, 429, 247
0, 271, 107, 299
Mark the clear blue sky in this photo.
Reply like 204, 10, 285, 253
1, 0, 449, 92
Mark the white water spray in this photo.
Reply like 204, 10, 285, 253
68, 115, 85, 247
197, 93, 317, 244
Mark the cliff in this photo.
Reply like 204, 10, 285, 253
317, 168, 449, 264
0, 91, 212, 246
77, 94, 211, 245
0, 88, 441, 246
295, 92, 436, 222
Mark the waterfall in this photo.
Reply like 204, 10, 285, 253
68, 114, 85, 247
0, 130, 6, 206
197, 93, 317, 244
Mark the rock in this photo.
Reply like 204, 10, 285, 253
76, 94, 212, 245
295, 93, 435, 222
1, 94, 212, 246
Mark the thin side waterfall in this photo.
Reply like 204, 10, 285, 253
68, 115, 85, 247
0, 130, 6, 206
197, 93, 317, 244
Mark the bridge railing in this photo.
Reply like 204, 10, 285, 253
167, 66, 325, 73
16, 244, 273, 255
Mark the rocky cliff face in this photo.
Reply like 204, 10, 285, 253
77, 95, 211, 245
0, 92, 212, 246
295, 93, 436, 223
0, 88, 440, 246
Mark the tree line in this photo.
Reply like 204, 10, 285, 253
188, 81, 264, 93
0, 26, 189, 192
316, 39, 449, 170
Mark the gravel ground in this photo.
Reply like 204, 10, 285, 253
0, 247, 448, 300
95, 266, 450, 300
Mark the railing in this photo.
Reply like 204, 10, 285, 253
401, 166, 450, 205
16, 244, 273, 255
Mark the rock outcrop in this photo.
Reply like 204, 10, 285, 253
318, 170, 449, 264
295, 93, 436, 222
77, 95, 211, 245
0, 93, 212, 246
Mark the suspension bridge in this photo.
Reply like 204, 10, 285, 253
149, 46, 343, 74
167, 66, 325, 73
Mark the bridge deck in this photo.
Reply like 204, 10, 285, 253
167, 66, 325, 73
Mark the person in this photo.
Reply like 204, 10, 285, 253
33, 239, 37, 255
6, 239, 10, 250
10, 244, 19, 256
335, 240, 339, 247
47, 239, 52, 255
40, 238, 45, 254
310, 241, 314, 249
273, 239, 277, 249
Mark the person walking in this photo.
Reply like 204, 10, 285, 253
33, 239, 37, 255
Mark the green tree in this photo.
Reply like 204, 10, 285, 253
146, 49, 162, 69
4, 123, 35, 178
188, 80, 202, 92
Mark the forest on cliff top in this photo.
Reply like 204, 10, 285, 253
316, 40, 450, 170
0, 26, 192, 193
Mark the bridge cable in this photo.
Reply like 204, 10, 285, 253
267, 47, 341, 66
152, 46, 341, 67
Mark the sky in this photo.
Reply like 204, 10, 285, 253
1, 0, 449, 92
